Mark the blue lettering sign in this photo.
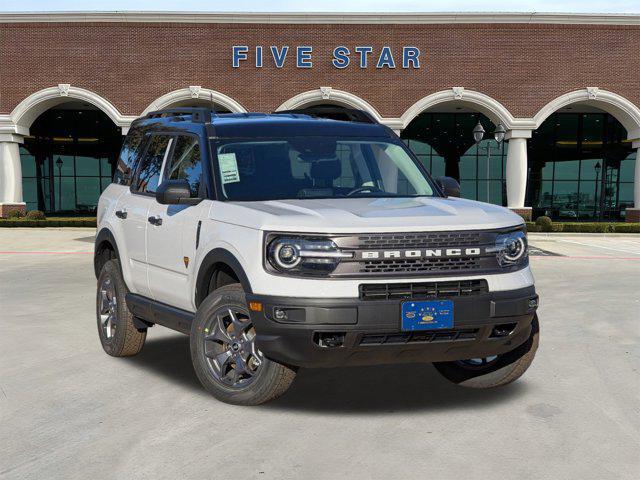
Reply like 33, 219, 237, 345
232, 45, 423, 69
403, 46, 420, 68
297, 46, 313, 68
270, 46, 289, 68
255, 46, 263, 68
376, 46, 396, 69
232, 45, 248, 68
332, 46, 350, 69
354, 46, 373, 68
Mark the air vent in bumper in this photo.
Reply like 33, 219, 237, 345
359, 279, 489, 301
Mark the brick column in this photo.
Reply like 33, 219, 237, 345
0, 134, 26, 218
505, 130, 532, 221
626, 145, 640, 223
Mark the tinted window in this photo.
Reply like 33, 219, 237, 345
214, 138, 434, 201
134, 135, 172, 194
114, 127, 144, 185
164, 136, 202, 197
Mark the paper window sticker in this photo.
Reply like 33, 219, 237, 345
218, 153, 241, 184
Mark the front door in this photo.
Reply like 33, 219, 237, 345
147, 134, 206, 311
121, 133, 174, 297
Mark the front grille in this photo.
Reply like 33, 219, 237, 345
330, 229, 505, 277
359, 279, 489, 301
360, 328, 478, 346
356, 232, 484, 249
360, 256, 483, 274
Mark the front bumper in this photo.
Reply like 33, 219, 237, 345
247, 286, 538, 368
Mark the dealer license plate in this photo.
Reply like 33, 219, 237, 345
401, 300, 454, 331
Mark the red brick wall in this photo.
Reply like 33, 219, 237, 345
1, 22, 639, 118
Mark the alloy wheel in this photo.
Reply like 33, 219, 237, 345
98, 276, 118, 339
202, 306, 264, 388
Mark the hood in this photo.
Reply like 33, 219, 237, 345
209, 196, 524, 233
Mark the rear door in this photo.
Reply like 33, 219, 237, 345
117, 133, 174, 298
146, 133, 207, 311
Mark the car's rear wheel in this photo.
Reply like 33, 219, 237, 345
190, 284, 296, 405
434, 315, 539, 388
96, 259, 146, 357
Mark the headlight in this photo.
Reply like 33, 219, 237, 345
266, 235, 353, 276
493, 229, 528, 267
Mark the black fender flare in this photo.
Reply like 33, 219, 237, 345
94, 228, 121, 278
195, 248, 253, 307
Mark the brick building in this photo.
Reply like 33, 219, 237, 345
0, 11, 639, 221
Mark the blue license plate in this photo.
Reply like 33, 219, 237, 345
401, 300, 454, 331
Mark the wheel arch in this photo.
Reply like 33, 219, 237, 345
195, 248, 253, 307
94, 228, 121, 278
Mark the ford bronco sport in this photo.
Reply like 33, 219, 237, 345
94, 107, 539, 405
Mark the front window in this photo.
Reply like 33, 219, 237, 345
212, 137, 436, 201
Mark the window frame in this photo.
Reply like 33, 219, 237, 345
159, 132, 205, 199
130, 132, 175, 198
113, 126, 145, 186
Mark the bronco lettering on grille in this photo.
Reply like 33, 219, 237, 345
358, 247, 483, 260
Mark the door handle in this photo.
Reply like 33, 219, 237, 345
115, 210, 127, 219
148, 215, 163, 226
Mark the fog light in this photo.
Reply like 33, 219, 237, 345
528, 298, 539, 309
273, 308, 287, 321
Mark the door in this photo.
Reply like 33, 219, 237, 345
118, 134, 174, 298
147, 134, 206, 311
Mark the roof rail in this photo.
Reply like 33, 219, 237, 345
273, 106, 378, 124
145, 107, 213, 123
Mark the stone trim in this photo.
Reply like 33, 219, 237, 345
1, 12, 640, 25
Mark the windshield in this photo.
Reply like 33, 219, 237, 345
212, 137, 436, 201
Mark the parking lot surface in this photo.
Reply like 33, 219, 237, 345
1, 229, 639, 480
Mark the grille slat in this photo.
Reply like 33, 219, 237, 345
360, 328, 479, 346
356, 232, 484, 249
359, 279, 488, 301
360, 256, 483, 274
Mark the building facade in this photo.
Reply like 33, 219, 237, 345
1, 11, 639, 221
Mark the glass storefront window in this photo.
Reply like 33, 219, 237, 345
402, 112, 507, 205
527, 112, 634, 222
19, 107, 122, 214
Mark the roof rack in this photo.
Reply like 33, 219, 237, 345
273, 106, 378, 124
144, 107, 213, 123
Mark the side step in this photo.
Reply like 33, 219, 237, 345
126, 293, 194, 335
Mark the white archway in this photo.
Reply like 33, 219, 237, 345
276, 87, 383, 123
10, 85, 133, 130
399, 88, 517, 130
142, 87, 246, 116
533, 88, 640, 140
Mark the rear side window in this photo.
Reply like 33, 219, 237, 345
113, 127, 144, 185
163, 135, 202, 197
133, 135, 173, 194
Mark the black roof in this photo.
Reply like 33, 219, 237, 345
131, 108, 394, 139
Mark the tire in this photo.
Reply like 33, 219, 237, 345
96, 259, 146, 357
434, 315, 539, 389
190, 284, 296, 406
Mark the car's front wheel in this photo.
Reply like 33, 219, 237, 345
190, 284, 296, 405
434, 315, 539, 388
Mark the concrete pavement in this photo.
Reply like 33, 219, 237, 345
0, 229, 638, 480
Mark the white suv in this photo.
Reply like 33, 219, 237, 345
94, 107, 539, 405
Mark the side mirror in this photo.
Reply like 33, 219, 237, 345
437, 176, 461, 198
156, 179, 200, 205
